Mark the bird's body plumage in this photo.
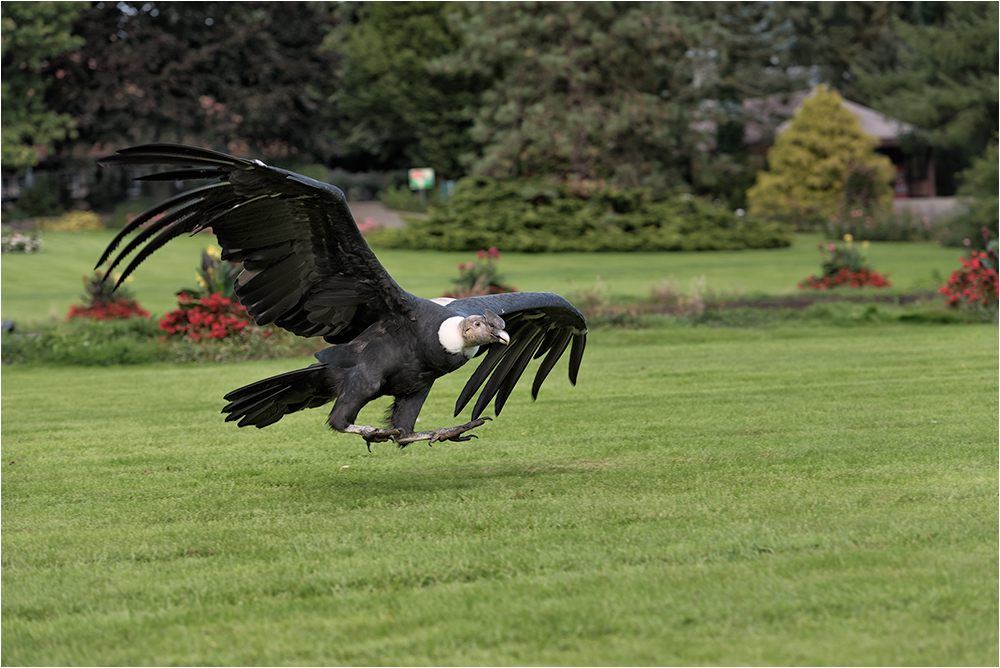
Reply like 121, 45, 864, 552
97, 144, 587, 447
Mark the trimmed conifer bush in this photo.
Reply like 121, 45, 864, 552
368, 178, 791, 252
747, 85, 895, 226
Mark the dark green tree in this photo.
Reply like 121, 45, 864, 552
942, 140, 999, 248
1, 1, 85, 168
676, 2, 814, 206
769, 1, 902, 105
322, 2, 482, 178
46, 2, 339, 162
437, 2, 710, 192
860, 2, 998, 194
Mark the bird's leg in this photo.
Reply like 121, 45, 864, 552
394, 418, 491, 446
343, 424, 402, 452
329, 394, 402, 451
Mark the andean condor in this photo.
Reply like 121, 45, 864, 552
96, 144, 587, 449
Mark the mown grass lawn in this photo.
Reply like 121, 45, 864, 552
3, 323, 997, 665
1, 230, 964, 325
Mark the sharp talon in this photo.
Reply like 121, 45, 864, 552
356, 426, 401, 450
395, 418, 491, 446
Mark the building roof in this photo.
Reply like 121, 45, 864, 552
745, 89, 916, 148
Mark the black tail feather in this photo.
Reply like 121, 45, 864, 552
222, 366, 333, 428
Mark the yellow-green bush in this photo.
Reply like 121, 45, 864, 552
37, 210, 103, 232
747, 86, 895, 223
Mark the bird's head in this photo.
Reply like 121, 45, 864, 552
461, 309, 510, 347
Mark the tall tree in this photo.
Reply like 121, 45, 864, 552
437, 2, 709, 192
769, 1, 902, 105
1, 1, 84, 168
46, 2, 339, 162
321, 2, 481, 178
676, 2, 816, 206
860, 1, 998, 193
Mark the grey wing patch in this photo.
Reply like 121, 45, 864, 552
448, 292, 588, 419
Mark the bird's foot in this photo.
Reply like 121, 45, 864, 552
395, 418, 492, 447
344, 424, 402, 452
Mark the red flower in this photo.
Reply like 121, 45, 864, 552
940, 252, 999, 314
798, 269, 892, 290
67, 298, 150, 321
158, 291, 268, 342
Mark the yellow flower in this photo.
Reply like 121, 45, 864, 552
206, 245, 221, 260
197, 274, 208, 290
843, 234, 853, 243
862, 240, 870, 249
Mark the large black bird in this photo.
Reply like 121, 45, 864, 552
97, 144, 587, 448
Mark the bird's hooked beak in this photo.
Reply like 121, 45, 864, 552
484, 309, 510, 346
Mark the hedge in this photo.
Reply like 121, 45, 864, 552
368, 177, 792, 252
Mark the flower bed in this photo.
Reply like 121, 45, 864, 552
67, 300, 149, 320
1, 229, 43, 254
159, 292, 269, 342
66, 271, 150, 321
939, 249, 998, 315
799, 235, 891, 290
798, 267, 892, 290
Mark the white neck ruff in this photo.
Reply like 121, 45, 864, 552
438, 316, 479, 358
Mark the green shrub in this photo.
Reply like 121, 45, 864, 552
798, 236, 892, 289
2, 318, 320, 366
2, 318, 167, 366
442, 247, 518, 298
11, 174, 63, 218
379, 184, 438, 213
368, 177, 792, 252
938, 142, 999, 249
66, 270, 150, 321
167, 328, 321, 364
822, 207, 936, 242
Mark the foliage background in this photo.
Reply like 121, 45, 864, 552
2, 1, 996, 207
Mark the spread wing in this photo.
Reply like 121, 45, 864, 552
96, 144, 414, 343
446, 292, 587, 420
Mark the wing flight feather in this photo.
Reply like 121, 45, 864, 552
447, 292, 587, 419
96, 143, 414, 343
